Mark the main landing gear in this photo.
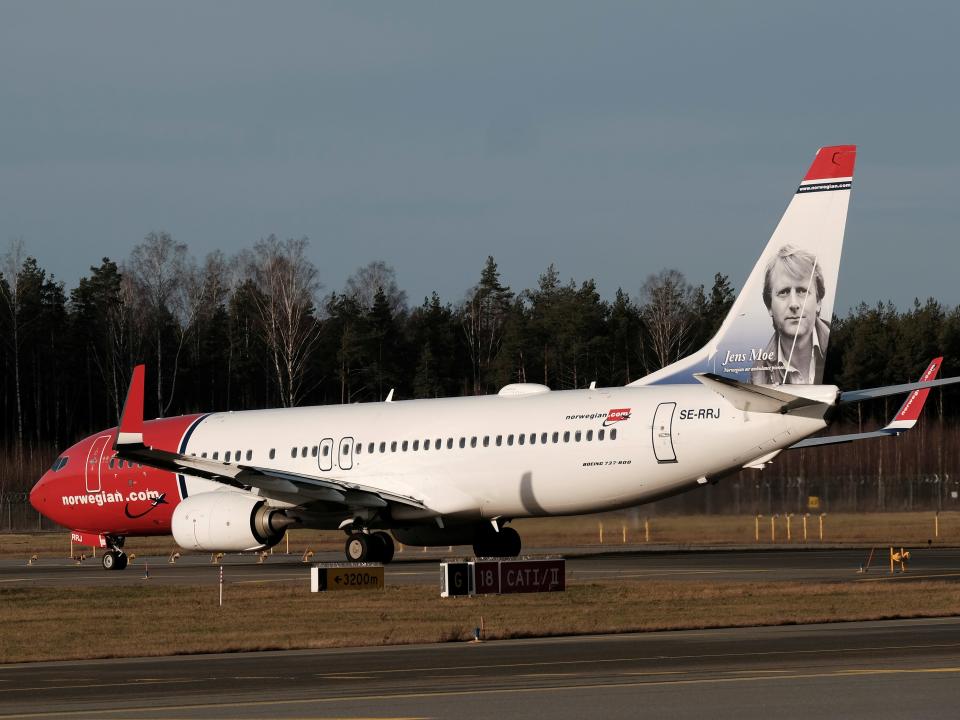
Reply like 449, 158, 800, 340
344, 531, 395, 563
472, 525, 522, 558
102, 536, 128, 571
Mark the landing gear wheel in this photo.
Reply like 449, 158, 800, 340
472, 526, 522, 558
102, 551, 127, 571
372, 531, 395, 563
499, 526, 522, 557
115, 552, 128, 570
345, 533, 370, 562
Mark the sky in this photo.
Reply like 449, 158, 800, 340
2, 1, 959, 315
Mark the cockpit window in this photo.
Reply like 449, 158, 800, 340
50, 456, 69, 472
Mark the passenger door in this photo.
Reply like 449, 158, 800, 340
85, 435, 112, 492
338, 437, 354, 470
652, 402, 678, 464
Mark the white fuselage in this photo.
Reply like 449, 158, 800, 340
179, 384, 832, 525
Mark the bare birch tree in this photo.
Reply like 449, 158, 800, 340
344, 260, 407, 315
638, 268, 695, 372
246, 235, 322, 407
127, 232, 198, 416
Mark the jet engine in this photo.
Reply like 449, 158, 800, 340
171, 492, 294, 552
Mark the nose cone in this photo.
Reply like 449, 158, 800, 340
30, 473, 50, 514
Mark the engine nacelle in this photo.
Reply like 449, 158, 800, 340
172, 492, 291, 552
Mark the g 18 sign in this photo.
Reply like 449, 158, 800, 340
440, 559, 566, 597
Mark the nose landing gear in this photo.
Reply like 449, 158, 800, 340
102, 536, 128, 571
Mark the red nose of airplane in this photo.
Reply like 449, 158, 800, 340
29, 473, 49, 513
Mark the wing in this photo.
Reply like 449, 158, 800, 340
112, 365, 428, 513
791, 357, 942, 449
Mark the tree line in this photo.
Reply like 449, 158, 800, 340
1, 232, 959, 514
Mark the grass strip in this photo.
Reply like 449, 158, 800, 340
2, 579, 959, 664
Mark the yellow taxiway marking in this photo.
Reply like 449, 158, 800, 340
4, 667, 960, 718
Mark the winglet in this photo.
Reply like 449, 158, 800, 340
116, 364, 146, 447
886, 357, 941, 431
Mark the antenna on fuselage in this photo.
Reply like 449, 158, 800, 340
385, 389, 394, 403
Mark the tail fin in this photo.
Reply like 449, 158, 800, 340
631, 144, 856, 386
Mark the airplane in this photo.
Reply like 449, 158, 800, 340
29, 144, 960, 570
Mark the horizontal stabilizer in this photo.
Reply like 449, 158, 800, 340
792, 357, 942, 449
693, 373, 826, 414
838, 375, 960, 404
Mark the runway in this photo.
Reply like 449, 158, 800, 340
3, 546, 960, 587
1, 617, 959, 718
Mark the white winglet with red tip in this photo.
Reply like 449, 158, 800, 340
885, 357, 941, 431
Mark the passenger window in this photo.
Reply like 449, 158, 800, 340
575, 431, 582, 442
290, 448, 296, 458
563, 432, 570, 442
435, 438, 441, 450
380, 442, 386, 453
446, 438, 453, 449
108, 458, 115, 469
598, 429, 605, 441
235, 449, 241, 460
540, 432, 548, 444
246, 450, 252, 461
213, 451, 220, 460
496, 435, 503, 447
611, 428, 618, 440
301, 446, 308, 458
323, 446, 330, 457
459, 437, 465, 449
225, 451, 232, 462
368, 443, 375, 454
483, 436, 490, 447
269, 448, 275, 459
529, 433, 536, 445
552, 432, 559, 443
311, 446, 318, 457
518, 434, 525, 446
586, 430, 593, 441
202, 452, 208, 458
470, 437, 477, 448
355, 444, 361, 455
402, 440, 409, 451
508, 434, 514, 446
391, 441, 397, 452
413, 440, 419, 451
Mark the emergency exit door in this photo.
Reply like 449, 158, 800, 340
652, 402, 677, 464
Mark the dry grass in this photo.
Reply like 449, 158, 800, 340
3, 511, 959, 561
1, 578, 959, 664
